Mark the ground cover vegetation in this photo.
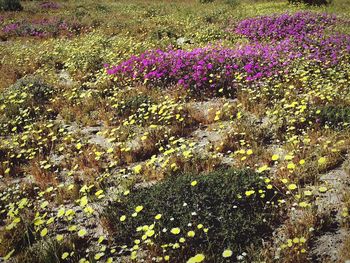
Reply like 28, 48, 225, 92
0, 0, 350, 262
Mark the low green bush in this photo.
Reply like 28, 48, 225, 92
317, 106, 350, 129
14, 238, 81, 263
0, 0, 23, 11
288, 0, 331, 5
114, 94, 153, 118
0, 75, 55, 134
104, 168, 281, 262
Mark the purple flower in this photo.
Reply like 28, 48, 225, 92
106, 12, 349, 95
235, 12, 336, 42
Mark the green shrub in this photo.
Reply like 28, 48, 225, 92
0, 75, 55, 134
317, 106, 350, 129
14, 238, 81, 263
104, 168, 281, 262
151, 25, 179, 40
0, 0, 23, 11
224, 0, 238, 6
288, 0, 331, 5
115, 94, 153, 118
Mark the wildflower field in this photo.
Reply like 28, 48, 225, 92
1, 0, 350, 262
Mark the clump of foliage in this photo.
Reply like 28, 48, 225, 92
0, 0, 22, 11
104, 168, 281, 261
2, 18, 83, 38
15, 238, 81, 263
0, 75, 55, 133
317, 106, 350, 129
115, 94, 153, 118
288, 0, 332, 6
199, 0, 215, 3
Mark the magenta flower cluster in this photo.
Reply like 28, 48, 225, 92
305, 34, 350, 64
235, 11, 336, 41
106, 12, 349, 92
3, 23, 20, 34
106, 40, 299, 91
2, 18, 80, 38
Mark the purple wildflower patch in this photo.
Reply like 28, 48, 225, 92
107, 12, 350, 94
235, 12, 336, 41
1, 18, 82, 38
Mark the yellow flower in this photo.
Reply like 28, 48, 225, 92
304, 190, 312, 196
187, 254, 205, 263
222, 249, 233, 258
80, 196, 88, 207
171, 228, 181, 235
75, 143, 82, 150
257, 164, 269, 173
191, 180, 198, 187
187, 231, 195, 237
318, 157, 327, 165
318, 186, 328, 193
155, 214, 162, 220
281, 178, 288, 184
246, 149, 253, 155
299, 202, 308, 208
272, 154, 279, 161
245, 190, 255, 197
40, 227, 48, 237
135, 206, 143, 213
288, 184, 297, 190
94, 252, 104, 260
120, 215, 126, 222
133, 164, 142, 174
146, 230, 155, 237
287, 163, 296, 170
78, 229, 87, 237
61, 252, 69, 260
57, 207, 65, 217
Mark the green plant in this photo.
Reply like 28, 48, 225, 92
225, 0, 238, 6
0, 0, 23, 11
288, 0, 332, 5
104, 168, 281, 261
114, 94, 153, 119
0, 75, 55, 134
14, 238, 81, 263
317, 106, 350, 129
199, 0, 215, 3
